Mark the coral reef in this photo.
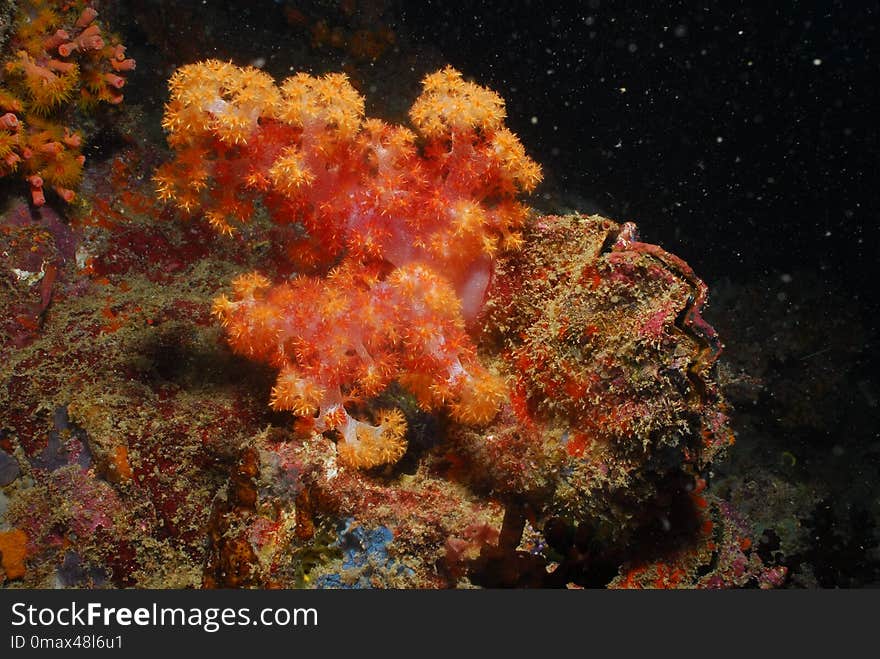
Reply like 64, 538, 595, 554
0, 0, 134, 205
0, 58, 784, 589
0, 161, 777, 588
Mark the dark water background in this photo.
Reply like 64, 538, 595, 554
119, 0, 879, 309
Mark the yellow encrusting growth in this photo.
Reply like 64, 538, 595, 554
7, 50, 79, 112
0, 0, 136, 204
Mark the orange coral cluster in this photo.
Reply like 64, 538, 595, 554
157, 61, 541, 468
0, 0, 135, 205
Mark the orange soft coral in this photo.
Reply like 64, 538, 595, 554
162, 60, 280, 146
0, 0, 135, 204
212, 262, 507, 468
156, 61, 540, 277
159, 62, 539, 468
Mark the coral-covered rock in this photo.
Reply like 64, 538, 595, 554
456, 213, 734, 546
